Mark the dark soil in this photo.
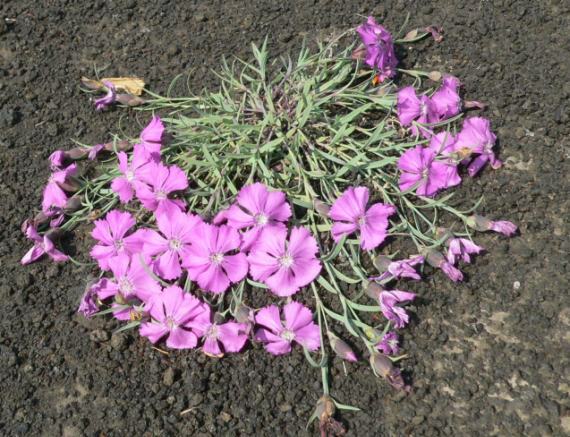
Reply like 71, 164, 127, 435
1, 1, 569, 436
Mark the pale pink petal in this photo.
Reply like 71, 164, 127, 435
290, 258, 321, 289
288, 227, 319, 259
106, 210, 135, 240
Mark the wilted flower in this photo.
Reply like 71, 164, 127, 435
248, 226, 321, 297
49, 150, 67, 169
42, 163, 77, 213
139, 285, 210, 349
370, 352, 409, 391
397, 145, 451, 197
356, 16, 398, 82
372, 254, 424, 282
77, 280, 99, 318
183, 223, 248, 293
454, 117, 501, 176
377, 331, 399, 355
224, 182, 291, 252
397, 86, 437, 137
446, 237, 484, 264
94, 81, 116, 111
379, 290, 416, 328
424, 249, 464, 282
88, 144, 104, 161
142, 209, 202, 280
90, 210, 146, 270
136, 161, 188, 215
314, 395, 346, 437
139, 116, 164, 160
111, 144, 153, 203
327, 331, 358, 362
21, 224, 68, 265
254, 301, 321, 355
431, 75, 461, 120
329, 186, 395, 250
466, 214, 518, 237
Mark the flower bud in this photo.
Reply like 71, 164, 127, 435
464, 100, 487, 110
312, 198, 330, 217
465, 214, 492, 232
372, 255, 391, 273
103, 140, 132, 152
435, 227, 452, 243
66, 147, 89, 160
428, 71, 442, 81
233, 303, 253, 324
370, 352, 409, 392
56, 177, 81, 193
315, 395, 336, 421
63, 195, 82, 213
365, 281, 383, 300
490, 220, 518, 237
327, 331, 358, 362
422, 248, 445, 268
116, 94, 146, 106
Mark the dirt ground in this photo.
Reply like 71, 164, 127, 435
1, 1, 569, 435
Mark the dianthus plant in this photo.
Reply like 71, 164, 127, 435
22, 17, 517, 431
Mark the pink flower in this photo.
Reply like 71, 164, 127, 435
371, 254, 424, 282
329, 187, 395, 251
446, 238, 483, 264
379, 290, 416, 328
77, 282, 99, 318
42, 163, 77, 213
94, 81, 116, 111
466, 214, 518, 237
254, 302, 321, 355
142, 209, 202, 280
139, 116, 164, 160
111, 144, 153, 204
224, 183, 292, 252
182, 223, 248, 293
87, 144, 104, 161
49, 150, 67, 170
21, 224, 68, 265
90, 210, 146, 270
186, 310, 248, 357
377, 331, 399, 355
398, 145, 451, 197
247, 226, 321, 297
424, 249, 464, 282
139, 285, 210, 349
356, 16, 398, 81
397, 86, 437, 137
135, 161, 188, 215
427, 132, 462, 190
454, 117, 501, 176
490, 220, 518, 236
431, 75, 461, 120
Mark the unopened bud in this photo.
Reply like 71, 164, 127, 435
312, 198, 330, 217
401, 29, 419, 42
66, 147, 89, 160
116, 94, 146, 106
57, 177, 81, 192
422, 248, 445, 268
365, 282, 383, 300
327, 332, 357, 362
370, 352, 409, 392
315, 395, 336, 421
373, 255, 391, 273
63, 195, 82, 213
465, 214, 492, 232
464, 100, 487, 110
435, 227, 452, 243
351, 46, 367, 61
428, 71, 442, 81
103, 140, 132, 152
233, 303, 253, 324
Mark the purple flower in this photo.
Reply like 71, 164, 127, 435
454, 117, 501, 176
431, 75, 461, 120
42, 163, 77, 213
139, 285, 210, 349
254, 302, 321, 355
49, 150, 67, 170
182, 223, 248, 294
21, 224, 68, 265
397, 86, 437, 137
94, 81, 116, 111
329, 186, 395, 251
379, 290, 416, 328
90, 210, 146, 271
111, 144, 153, 204
224, 183, 292, 252
186, 311, 248, 357
139, 116, 164, 159
446, 238, 484, 264
427, 132, 462, 190
143, 208, 202, 280
377, 331, 399, 356
372, 254, 424, 282
397, 145, 450, 197
77, 282, 99, 318
247, 226, 321, 297
136, 161, 188, 215
356, 16, 398, 81
424, 249, 464, 282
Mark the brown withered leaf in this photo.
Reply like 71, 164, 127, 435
80, 76, 145, 95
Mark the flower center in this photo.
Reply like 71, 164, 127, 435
165, 316, 178, 330
280, 329, 296, 342
118, 277, 134, 296
357, 215, 367, 227
114, 239, 124, 250
210, 253, 225, 265
155, 190, 167, 200
254, 213, 268, 226
206, 325, 220, 340
278, 252, 294, 268
420, 102, 428, 116
126, 170, 135, 181
169, 238, 182, 251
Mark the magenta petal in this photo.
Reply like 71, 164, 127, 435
140, 322, 169, 344
222, 253, 249, 283
166, 328, 198, 349
218, 322, 248, 353
265, 339, 292, 355
111, 177, 134, 203
265, 267, 299, 296
283, 301, 313, 332
293, 324, 321, 351
203, 336, 223, 356
21, 245, 45, 265
331, 222, 359, 242
255, 305, 283, 333
197, 263, 230, 293
156, 250, 182, 280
